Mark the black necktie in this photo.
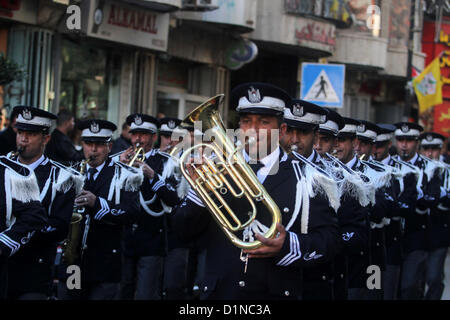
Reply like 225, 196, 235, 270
249, 161, 264, 174
88, 168, 98, 184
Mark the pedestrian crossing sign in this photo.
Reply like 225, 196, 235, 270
300, 63, 345, 108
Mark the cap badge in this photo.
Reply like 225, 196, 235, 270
90, 122, 100, 133
426, 134, 433, 142
168, 120, 176, 129
247, 86, 262, 104
22, 109, 33, 121
134, 115, 143, 126
401, 124, 409, 133
292, 104, 304, 117
357, 124, 365, 133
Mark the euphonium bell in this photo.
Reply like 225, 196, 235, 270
177, 94, 281, 250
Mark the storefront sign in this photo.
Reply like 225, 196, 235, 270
0, 0, 37, 24
295, 21, 336, 47
83, 0, 170, 52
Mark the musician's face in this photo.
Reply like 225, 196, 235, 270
16, 129, 50, 161
420, 146, 441, 160
354, 138, 373, 158
130, 131, 157, 153
160, 134, 176, 152
314, 133, 336, 157
280, 125, 316, 158
82, 141, 111, 167
374, 140, 391, 161
239, 113, 280, 160
395, 137, 418, 161
335, 136, 356, 164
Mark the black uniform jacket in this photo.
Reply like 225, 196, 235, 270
173, 148, 340, 300
400, 154, 437, 254
0, 156, 47, 298
78, 159, 141, 283
7, 157, 80, 298
123, 149, 180, 257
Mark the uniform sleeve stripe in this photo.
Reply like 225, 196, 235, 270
187, 190, 205, 207
152, 180, 165, 192
416, 207, 428, 215
0, 233, 20, 255
276, 232, 301, 266
94, 197, 110, 220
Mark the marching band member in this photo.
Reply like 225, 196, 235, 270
419, 132, 449, 300
6, 106, 82, 300
394, 122, 435, 300
355, 120, 396, 300
120, 114, 180, 300
332, 117, 373, 300
279, 99, 342, 300
0, 139, 47, 298
173, 83, 340, 300
314, 110, 372, 300
373, 123, 414, 300
58, 119, 142, 300
157, 117, 192, 299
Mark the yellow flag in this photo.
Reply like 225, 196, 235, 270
413, 57, 443, 113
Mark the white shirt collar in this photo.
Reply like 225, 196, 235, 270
345, 155, 358, 169
381, 154, 391, 165
306, 149, 316, 162
27, 154, 46, 171
86, 161, 106, 180
243, 147, 280, 183
145, 149, 154, 159
243, 147, 280, 167
408, 153, 418, 164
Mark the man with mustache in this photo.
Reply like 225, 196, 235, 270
173, 82, 340, 300
57, 119, 141, 300
419, 132, 449, 300
120, 114, 181, 300
6, 106, 81, 300
394, 122, 438, 299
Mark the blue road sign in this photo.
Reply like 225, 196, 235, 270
300, 63, 345, 108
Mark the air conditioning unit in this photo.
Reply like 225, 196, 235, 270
181, 0, 219, 11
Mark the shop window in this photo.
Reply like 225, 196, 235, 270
59, 39, 121, 124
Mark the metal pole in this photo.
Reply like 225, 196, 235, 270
404, 0, 416, 121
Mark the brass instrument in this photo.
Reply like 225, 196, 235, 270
62, 158, 88, 265
8, 147, 24, 160
176, 94, 281, 250
127, 143, 146, 166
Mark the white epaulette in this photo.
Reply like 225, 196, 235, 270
49, 160, 84, 195
0, 156, 41, 227
115, 161, 144, 192
291, 152, 340, 212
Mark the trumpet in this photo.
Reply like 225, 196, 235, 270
127, 143, 146, 166
8, 146, 24, 160
177, 94, 281, 250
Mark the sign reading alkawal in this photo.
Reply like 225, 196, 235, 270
83, 0, 170, 51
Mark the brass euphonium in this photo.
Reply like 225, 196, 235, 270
62, 158, 88, 265
176, 94, 281, 250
